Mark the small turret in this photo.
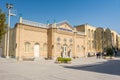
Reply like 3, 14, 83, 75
19, 17, 22, 23
52, 20, 57, 28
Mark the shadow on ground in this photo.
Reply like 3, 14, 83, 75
62, 59, 120, 76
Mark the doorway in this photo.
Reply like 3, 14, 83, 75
62, 45, 67, 58
34, 44, 40, 58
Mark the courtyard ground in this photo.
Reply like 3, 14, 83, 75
0, 57, 120, 80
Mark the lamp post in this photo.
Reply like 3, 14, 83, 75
6, 3, 15, 58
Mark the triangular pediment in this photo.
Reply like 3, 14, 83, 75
56, 21, 73, 31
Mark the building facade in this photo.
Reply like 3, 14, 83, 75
1, 17, 86, 60
76, 24, 120, 55
0, 17, 120, 60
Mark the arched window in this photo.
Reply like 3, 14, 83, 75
92, 41, 94, 48
57, 43, 61, 52
25, 42, 30, 52
77, 45, 80, 52
43, 43, 47, 51
94, 31, 96, 38
92, 30, 94, 38
88, 40, 91, 50
64, 38, 67, 43
69, 38, 73, 43
88, 29, 90, 38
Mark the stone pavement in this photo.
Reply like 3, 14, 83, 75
0, 57, 120, 80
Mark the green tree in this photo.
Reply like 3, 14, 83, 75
0, 8, 7, 42
106, 48, 113, 56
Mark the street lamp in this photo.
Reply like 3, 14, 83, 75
6, 3, 15, 58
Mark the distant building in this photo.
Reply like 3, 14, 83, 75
76, 24, 120, 54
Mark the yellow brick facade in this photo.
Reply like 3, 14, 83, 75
1, 18, 120, 60
1, 18, 86, 60
76, 24, 120, 55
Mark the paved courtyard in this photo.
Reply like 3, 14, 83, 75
0, 57, 120, 80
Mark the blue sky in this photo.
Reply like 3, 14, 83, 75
0, 0, 120, 33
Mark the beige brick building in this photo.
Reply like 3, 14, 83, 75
1, 17, 86, 60
1, 17, 120, 60
76, 24, 120, 54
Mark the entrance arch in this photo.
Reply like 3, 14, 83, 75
34, 43, 40, 58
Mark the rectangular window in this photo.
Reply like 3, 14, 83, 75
25, 42, 30, 52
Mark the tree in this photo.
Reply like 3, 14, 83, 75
106, 48, 113, 56
0, 8, 7, 42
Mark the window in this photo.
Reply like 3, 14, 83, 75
43, 43, 47, 51
94, 41, 96, 49
64, 38, 67, 42
91, 30, 93, 38
69, 44, 72, 51
92, 41, 94, 49
88, 29, 90, 38
77, 45, 80, 52
57, 37, 61, 42
25, 42, 30, 52
92, 30, 94, 38
94, 31, 96, 39
69, 39, 73, 43
57, 43, 61, 52
88, 40, 91, 49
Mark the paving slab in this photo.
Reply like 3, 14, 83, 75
0, 57, 120, 80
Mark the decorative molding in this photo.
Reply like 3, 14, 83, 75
23, 25, 47, 33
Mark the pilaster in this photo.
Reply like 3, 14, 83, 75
15, 23, 24, 61
73, 28, 77, 58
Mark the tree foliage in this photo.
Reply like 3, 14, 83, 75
0, 8, 7, 42
106, 48, 113, 56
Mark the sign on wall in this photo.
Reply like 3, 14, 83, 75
58, 28, 72, 32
